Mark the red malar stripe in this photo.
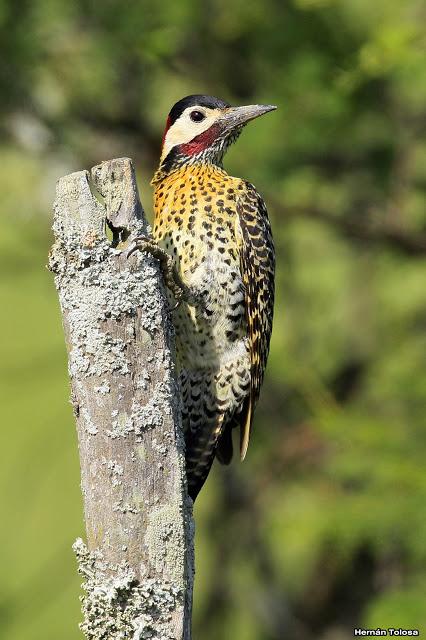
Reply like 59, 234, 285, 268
180, 124, 221, 155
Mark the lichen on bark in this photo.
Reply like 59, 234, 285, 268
73, 539, 183, 640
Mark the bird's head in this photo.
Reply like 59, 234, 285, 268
158, 94, 276, 173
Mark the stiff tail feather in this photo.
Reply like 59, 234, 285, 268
186, 415, 224, 501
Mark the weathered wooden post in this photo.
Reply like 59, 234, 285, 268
49, 158, 194, 640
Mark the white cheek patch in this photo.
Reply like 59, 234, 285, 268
161, 108, 219, 161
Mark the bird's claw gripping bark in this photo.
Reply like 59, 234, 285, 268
126, 236, 185, 308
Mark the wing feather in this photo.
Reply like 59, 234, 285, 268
236, 182, 275, 459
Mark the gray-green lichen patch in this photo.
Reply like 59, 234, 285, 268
145, 506, 187, 583
135, 370, 151, 390
94, 380, 111, 395
82, 406, 99, 436
131, 386, 168, 432
103, 459, 124, 487
108, 411, 134, 439
50, 195, 169, 380
73, 539, 183, 640
107, 382, 172, 440
54, 249, 165, 379
113, 499, 139, 514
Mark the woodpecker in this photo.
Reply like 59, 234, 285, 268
130, 95, 276, 500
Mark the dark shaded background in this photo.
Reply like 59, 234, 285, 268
1, 0, 425, 638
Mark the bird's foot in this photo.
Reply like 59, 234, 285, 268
126, 236, 186, 309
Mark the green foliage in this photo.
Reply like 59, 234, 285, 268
0, 0, 425, 638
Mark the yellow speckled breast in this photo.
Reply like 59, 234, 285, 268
152, 164, 248, 370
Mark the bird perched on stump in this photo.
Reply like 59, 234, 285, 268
129, 95, 276, 500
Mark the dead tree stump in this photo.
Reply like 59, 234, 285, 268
49, 158, 194, 640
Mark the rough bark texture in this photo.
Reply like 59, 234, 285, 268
49, 158, 194, 640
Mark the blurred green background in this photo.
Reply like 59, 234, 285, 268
1, 0, 425, 638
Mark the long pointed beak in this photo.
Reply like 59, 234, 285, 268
220, 104, 277, 131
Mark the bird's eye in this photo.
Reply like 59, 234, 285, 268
190, 110, 206, 122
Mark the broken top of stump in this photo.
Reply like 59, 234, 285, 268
51, 158, 146, 261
